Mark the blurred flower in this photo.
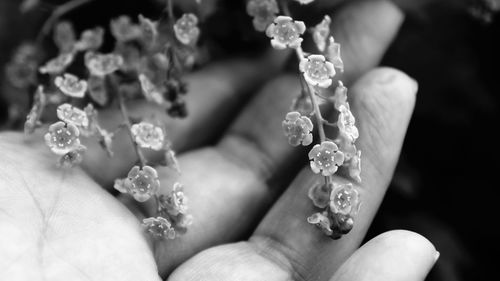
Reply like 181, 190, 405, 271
53, 21, 76, 53
308, 182, 332, 208
143, 217, 176, 239
56, 103, 89, 127
5, 43, 38, 88
164, 149, 181, 173
329, 182, 360, 216
299, 54, 335, 88
114, 166, 160, 202
347, 150, 362, 183
87, 75, 109, 106
58, 145, 86, 168
54, 73, 88, 98
75, 27, 104, 51
110, 15, 142, 42
282, 111, 313, 146
337, 105, 359, 142
85, 52, 124, 77
138, 14, 158, 45
246, 0, 279, 32
160, 183, 188, 216
308, 141, 344, 176
307, 212, 333, 236
44, 121, 82, 155
312, 15, 331, 52
174, 13, 200, 46
39, 53, 74, 74
138, 74, 165, 105
330, 80, 348, 110
326, 36, 344, 72
131, 122, 165, 150
265, 16, 305, 49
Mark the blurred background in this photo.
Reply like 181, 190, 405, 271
0, 0, 498, 280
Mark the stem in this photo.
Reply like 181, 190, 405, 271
117, 88, 147, 167
166, 0, 175, 24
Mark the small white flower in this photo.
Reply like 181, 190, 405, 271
39, 53, 74, 74
54, 73, 87, 98
131, 122, 165, 150
85, 52, 124, 77
56, 103, 89, 127
299, 54, 335, 88
265, 16, 306, 49
329, 182, 360, 216
44, 121, 82, 155
246, 0, 279, 32
174, 13, 200, 46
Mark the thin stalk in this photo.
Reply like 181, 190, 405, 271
117, 89, 147, 167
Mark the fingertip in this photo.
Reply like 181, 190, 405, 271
331, 230, 438, 281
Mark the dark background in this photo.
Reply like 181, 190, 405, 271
0, 0, 498, 280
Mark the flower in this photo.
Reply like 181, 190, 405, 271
87, 75, 108, 106
337, 105, 359, 142
24, 86, 47, 134
54, 73, 87, 98
312, 15, 331, 52
330, 80, 348, 110
56, 103, 89, 127
6, 43, 38, 88
131, 122, 165, 150
299, 54, 335, 88
308, 141, 344, 176
142, 217, 176, 239
138, 74, 165, 104
138, 14, 158, 45
53, 21, 76, 53
246, 0, 279, 32
75, 27, 104, 51
84, 52, 124, 77
307, 212, 333, 236
282, 111, 313, 146
39, 53, 74, 74
308, 182, 332, 208
58, 145, 86, 168
326, 36, 344, 72
164, 149, 181, 174
110, 15, 142, 42
160, 183, 188, 216
265, 16, 305, 49
174, 13, 200, 46
347, 150, 362, 183
114, 166, 160, 202
329, 182, 360, 216
44, 121, 82, 155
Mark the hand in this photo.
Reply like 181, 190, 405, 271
0, 1, 438, 280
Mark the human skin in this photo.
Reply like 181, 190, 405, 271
0, 1, 438, 280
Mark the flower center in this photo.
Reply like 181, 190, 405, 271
334, 188, 352, 211
316, 150, 334, 168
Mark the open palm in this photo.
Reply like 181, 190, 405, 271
0, 1, 438, 280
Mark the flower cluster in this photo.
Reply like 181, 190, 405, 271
14, 0, 197, 242
308, 182, 360, 239
248, 0, 363, 239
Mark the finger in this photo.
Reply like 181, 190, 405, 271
147, 0, 407, 276
80, 53, 286, 186
249, 67, 417, 280
330, 230, 439, 281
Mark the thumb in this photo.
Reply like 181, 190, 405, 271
330, 230, 439, 281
